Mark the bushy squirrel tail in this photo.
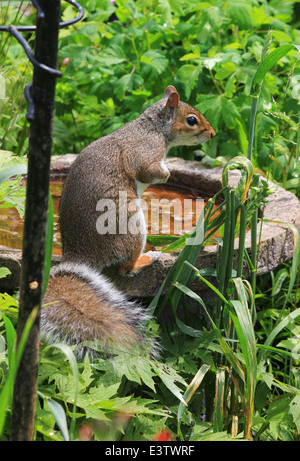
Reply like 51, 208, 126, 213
41, 262, 157, 358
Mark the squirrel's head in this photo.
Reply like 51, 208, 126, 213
159, 85, 216, 147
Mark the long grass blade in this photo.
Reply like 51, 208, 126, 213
260, 308, 300, 358
249, 175, 260, 293
237, 203, 247, 277
175, 274, 245, 382
213, 368, 226, 433
0, 164, 28, 185
47, 398, 70, 441
0, 308, 38, 437
225, 279, 257, 439
250, 44, 298, 96
248, 97, 258, 161
177, 363, 210, 436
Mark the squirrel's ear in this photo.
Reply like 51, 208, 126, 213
163, 86, 180, 109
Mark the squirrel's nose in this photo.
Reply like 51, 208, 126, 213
209, 128, 216, 138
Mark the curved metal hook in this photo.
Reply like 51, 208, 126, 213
0, 1, 84, 122
59, 0, 84, 28
25, 82, 35, 121
31, 0, 45, 19
8, 25, 62, 77
0, 0, 84, 32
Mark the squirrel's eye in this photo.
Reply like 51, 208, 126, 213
186, 116, 198, 126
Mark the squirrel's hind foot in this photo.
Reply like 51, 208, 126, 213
120, 251, 161, 276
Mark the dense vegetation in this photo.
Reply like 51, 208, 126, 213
0, 0, 300, 441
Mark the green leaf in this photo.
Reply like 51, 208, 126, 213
224, 72, 237, 98
180, 52, 201, 61
110, 354, 156, 391
158, 0, 173, 27
114, 74, 132, 101
196, 95, 222, 129
89, 382, 120, 401
0, 267, 11, 279
114, 73, 143, 101
289, 394, 300, 433
59, 45, 90, 67
141, 50, 169, 77
271, 268, 289, 297
178, 64, 202, 98
152, 362, 187, 405
227, 1, 253, 29
221, 97, 240, 129
43, 343, 79, 438
272, 30, 293, 44
266, 396, 294, 439
215, 62, 237, 80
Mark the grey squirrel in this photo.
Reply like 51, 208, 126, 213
41, 86, 215, 356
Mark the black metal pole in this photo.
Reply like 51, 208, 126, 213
11, 0, 61, 441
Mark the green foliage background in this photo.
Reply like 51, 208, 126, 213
1, 0, 300, 191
